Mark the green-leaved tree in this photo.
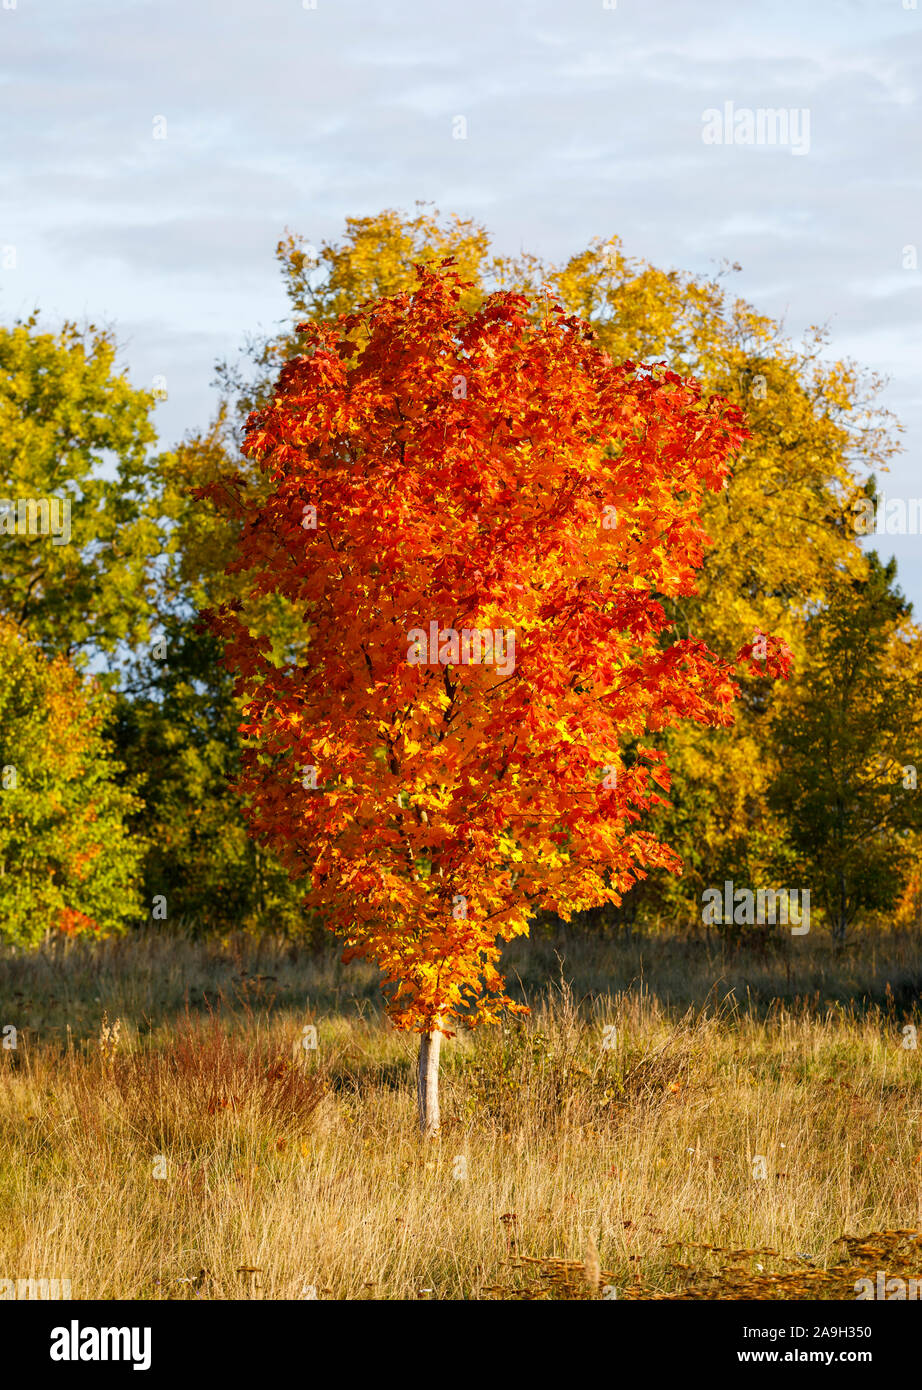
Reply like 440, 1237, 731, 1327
768, 554, 922, 940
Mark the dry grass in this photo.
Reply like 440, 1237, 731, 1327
1, 926, 922, 1299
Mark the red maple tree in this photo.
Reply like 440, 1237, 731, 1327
201, 261, 790, 1133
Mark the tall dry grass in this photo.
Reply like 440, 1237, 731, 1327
1, 927, 921, 1299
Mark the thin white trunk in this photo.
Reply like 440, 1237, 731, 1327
417, 1022, 442, 1138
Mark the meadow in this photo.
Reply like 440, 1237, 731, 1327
2, 925, 922, 1300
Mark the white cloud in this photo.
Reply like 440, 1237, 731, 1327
2, 0, 920, 598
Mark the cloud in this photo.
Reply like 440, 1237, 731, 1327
2, 0, 920, 598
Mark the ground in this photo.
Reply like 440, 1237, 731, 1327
2, 927, 921, 1300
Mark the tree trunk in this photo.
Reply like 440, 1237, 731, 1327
835, 864, 848, 944
417, 1021, 442, 1138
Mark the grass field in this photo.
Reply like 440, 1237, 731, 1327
2, 926, 922, 1300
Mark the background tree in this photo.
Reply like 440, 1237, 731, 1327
112, 415, 310, 932
532, 237, 894, 925
203, 208, 894, 932
0, 619, 143, 946
0, 315, 160, 665
768, 554, 922, 940
116, 205, 899, 938
202, 263, 790, 1133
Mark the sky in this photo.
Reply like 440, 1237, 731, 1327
3, 0, 921, 601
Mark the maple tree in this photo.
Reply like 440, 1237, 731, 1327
190, 207, 892, 932
202, 261, 790, 1133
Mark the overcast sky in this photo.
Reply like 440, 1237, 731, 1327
3, 0, 921, 602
